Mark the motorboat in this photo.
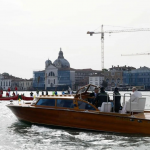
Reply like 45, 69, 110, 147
7, 84, 150, 135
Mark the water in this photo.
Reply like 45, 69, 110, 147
1, 91, 150, 150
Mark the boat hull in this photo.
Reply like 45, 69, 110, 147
0, 96, 33, 101
7, 105, 150, 135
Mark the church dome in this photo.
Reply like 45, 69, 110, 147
53, 48, 70, 68
45, 59, 52, 68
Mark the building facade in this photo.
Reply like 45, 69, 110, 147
123, 66, 150, 90
103, 70, 123, 90
33, 48, 75, 91
89, 74, 104, 90
74, 69, 102, 89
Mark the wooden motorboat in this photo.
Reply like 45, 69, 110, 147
7, 84, 150, 135
0, 95, 33, 101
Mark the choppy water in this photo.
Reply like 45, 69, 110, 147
1, 91, 150, 150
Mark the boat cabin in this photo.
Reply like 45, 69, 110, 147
30, 84, 146, 115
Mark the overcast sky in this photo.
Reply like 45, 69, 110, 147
0, 0, 150, 79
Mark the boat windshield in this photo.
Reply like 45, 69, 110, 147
76, 84, 100, 96
31, 98, 39, 105
77, 86, 88, 95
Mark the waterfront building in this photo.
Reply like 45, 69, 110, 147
109, 65, 136, 71
74, 69, 102, 89
33, 70, 45, 90
89, 73, 104, 90
123, 66, 150, 90
18, 79, 33, 90
103, 70, 123, 90
33, 48, 75, 91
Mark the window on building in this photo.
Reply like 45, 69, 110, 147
78, 101, 96, 110
48, 79, 50, 84
95, 82, 98, 86
95, 78, 98, 81
49, 72, 55, 76
6, 81, 7, 86
9, 81, 10, 86
54, 79, 55, 84
1, 82, 2, 86
111, 72, 114, 76
57, 99, 74, 108
117, 78, 120, 83
36, 99, 55, 106
4, 82, 5, 86
51, 83, 53, 87
112, 78, 115, 82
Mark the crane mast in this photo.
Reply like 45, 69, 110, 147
87, 25, 150, 70
101, 25, 104, 69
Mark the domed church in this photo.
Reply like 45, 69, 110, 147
33, 48, 75, 90
53, 48, 70, 68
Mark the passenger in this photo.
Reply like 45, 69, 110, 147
121, 87, 142, 114
94, 87, 110, 108
36, 89, 39, 96
89, 87, 99, 103
12, 91, 15, 96
62, 89, 65, 95
113, 87, 121, 113
30, 91, 33, 97
55, 90, 58, 95
68, 86, 72, 94
46, 90, 48, 95
42, 91, 44, 95
52, 91, 55, 95
6, 91, 9, 97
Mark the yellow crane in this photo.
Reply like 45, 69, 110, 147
87, 25, 150, 70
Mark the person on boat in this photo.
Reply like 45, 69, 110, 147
89, 87, 99, 103
8, 87, 11, 97
42, 91, 44, 95
12, 91, 15, 96
15, 86, 18, 95
62, 89, 65, 95
94, 87, 110, 108
121, 87, 142, 114
6, 91, 9, 97
68, 86, 72, 94
30, 91, 33, 97
113, 87, 121, 113
36, 89, 39, 96
55, 90, 58, 95
0, 89, 3, 95
46, 90, 48, 95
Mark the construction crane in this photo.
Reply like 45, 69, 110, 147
121, 53, 150, 56
87, 25, 150, 70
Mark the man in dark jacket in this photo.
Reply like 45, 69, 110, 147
94, 87, 110, 107
113, 87, 121, 112
89, 87, 99, 103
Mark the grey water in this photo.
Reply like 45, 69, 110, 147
1, 91, 150, 150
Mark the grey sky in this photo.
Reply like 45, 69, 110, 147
0, 0, 150, 79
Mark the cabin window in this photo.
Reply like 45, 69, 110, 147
36, 99, 55, 106
57, 99, 74, 108
78, 101, 96, 110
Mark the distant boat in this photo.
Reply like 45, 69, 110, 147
0, 95, 33, 101
7, 84, 150, 135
